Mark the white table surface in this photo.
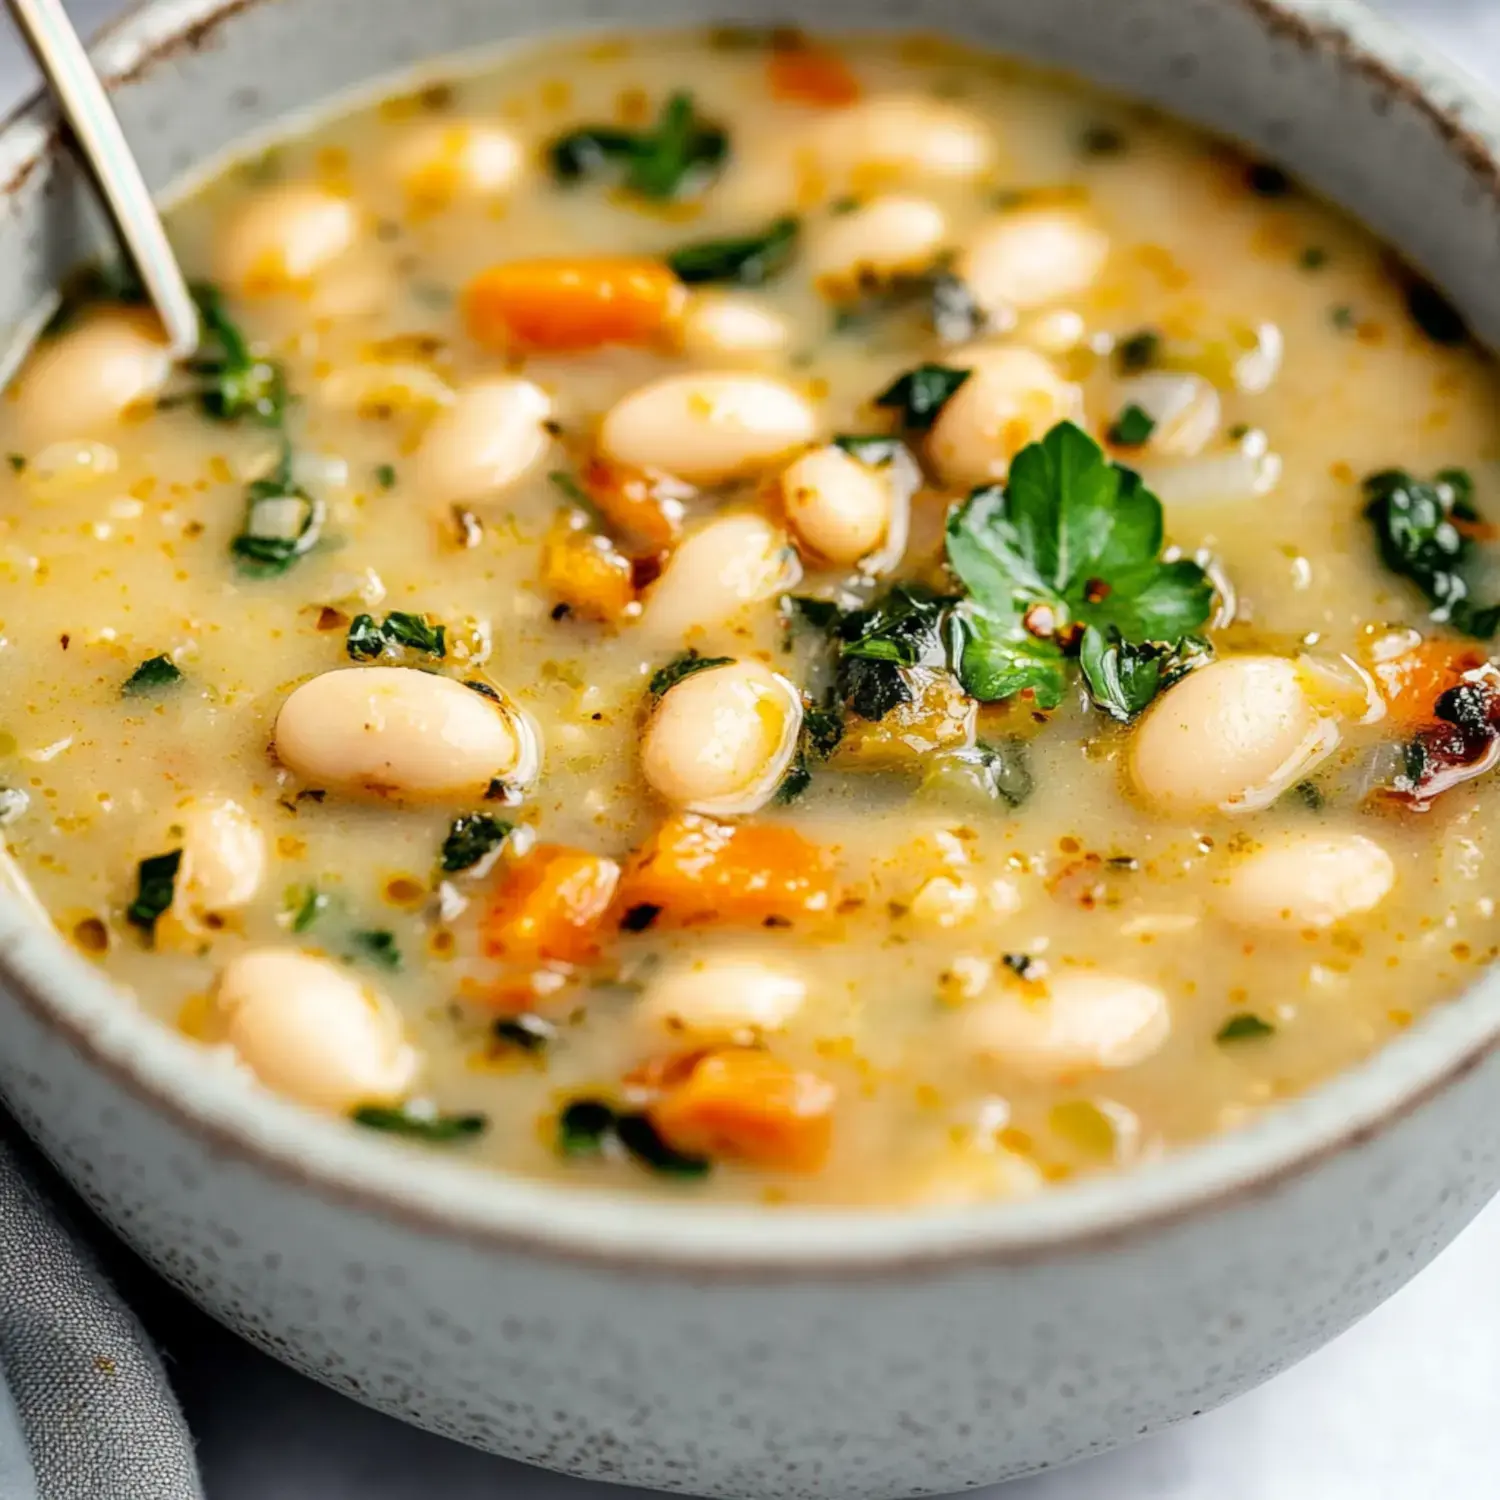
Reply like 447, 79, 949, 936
8, 2, 1500, 1495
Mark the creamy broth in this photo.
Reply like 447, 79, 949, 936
3, 28, 1499, 1205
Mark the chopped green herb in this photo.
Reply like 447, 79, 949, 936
1116, 329, 1161, 373
836, 584, 960, 722
287, 885, 328, 933
440, 813, 513, 873
1080, 123, 1127, 157
774, 761, 814, 804
345, 611, 446, 661
1245, 161, 1292, 197
1331, 304, 1357, 332
186, 282, 288, 426
1080, 627, 1211, 722
549, 92, 728, 202
1002, 952, 1040, 979
556, 1097, 712, 1176
833, 434, 908, 467
547, 469, 603, 524
648, 651, 735, 698
946, 422, 1215, 709
352, 1105, 489, 1142
6, 454, 24, 473
1291, 780, 1325, 810
557, 1098, 618, 1156
1363, 467, 1500, 637
374, 463, 397, 490
666, 215, 799, 286
1107, 403, 1156, 448
1217, 1012, 1276, 1043
126, 850, 181, 936
1405, 276, 1468, 347
345, 614, 384, 661
873, 363, 972, 431
493, 1014, 557, 1052
121, 655, 183, 696
1299, 246, 1329, 271
230, 443, 325, 578
350, 929, 402, 972
781, 595, 846, 643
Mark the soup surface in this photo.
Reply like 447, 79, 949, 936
4, 28, 1500, 1206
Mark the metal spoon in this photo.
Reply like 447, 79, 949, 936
5, 0, 199, 359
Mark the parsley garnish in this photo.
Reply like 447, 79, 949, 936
440, 813, 512, 873
1363, 467, 1500, 637
1216, 1013, 1275, 1043
349, 929, 402, 972
667, 215, 799, 286
122, 654, 183, 696
345, 611, 446, 661
873, 363, 971, 430
556, 1098, 711, 1178
352, 1105, 489, 1142
1107, 404, 1156, 448
946, 422, 1214, 709
648, 651, 735, 698
126, 850, 181, 937
548, 92, 728, 201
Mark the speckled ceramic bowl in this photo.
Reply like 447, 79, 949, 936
3, 2, 1500, 1496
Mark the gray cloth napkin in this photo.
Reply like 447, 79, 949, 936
0, 1126, 202, 1500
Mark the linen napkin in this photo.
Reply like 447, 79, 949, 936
0, 1123, 202, 1500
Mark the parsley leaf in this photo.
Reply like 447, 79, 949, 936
122, 655, 183, 696
126, 850, 181, 937
648, 651, 735, 698
1364, 467, 1500, 637
873, 363, 971, 430
1108, 403, 1156, 448
667, 215, 799, 286
1217, 1013, 1276, 1043
945, 422, 1214, 708
441, 813, 513, 873
352, 1105, 489, 1143
549, 92, 728, 202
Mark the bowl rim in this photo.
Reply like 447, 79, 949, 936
4, 0, 1500, 1276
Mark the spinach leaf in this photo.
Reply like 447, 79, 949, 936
345, 611, 446, 660
667, 215, 799, 286
558, 1099, 618, 1156
556, 1098, 710, 1177
286, 884, 327, 933
230, 443, 324, 578
1364, 467, 1500, 637
441, 813, 512, 873
835, 585, 962, 721
1216, 1013, 1275, 1044
549, 93, 727, 202
345, 614, 385, 660
945, 422, 1214, 708
122, 655, 183, 696
1080, 627, 1211, 722
352, 1105, 489, 1142
873, 363, 971, 430
126, 850, 181, 936
187, 282, 288, 426
349, 929, 402, 972
648, 651, 735, 698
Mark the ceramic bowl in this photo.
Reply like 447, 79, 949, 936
3, 3, 1500, 1496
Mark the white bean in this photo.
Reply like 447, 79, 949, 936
641, 513, 799, 644
384, 119, 526, 203
781, 445, 895, 567
600, 372, 816, 485
636, 953, 807, 1043
1129, 656, 1340, 817
218, 949, 417, 1111
174, 800, 266, 919
274, 666, 539, 801
809, 95, 993, 182
956, 209, 1109, 318
641, 659, 802, 815
1115, 372, 1222, 457
805, 195, 949, 294
679, 294, 790, 360
413, 378, 552, 504
1217, 831, 1396, 931
926, 346, 1084, 488
962, 971, 1170, 1078
214, 184, 359, 293
16, 313, 171, 443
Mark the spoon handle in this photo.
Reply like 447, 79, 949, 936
5, 0, 199, 359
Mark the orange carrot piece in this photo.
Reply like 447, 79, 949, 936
542, 525, 637, 621
616, 814, 837, 928
1371, 637, 1485, 729
482, 844, 622, 965
582, 456, 685, 553
649, 1049, 837, 1171
462, 257, 685, 352
767, 45, 862, 107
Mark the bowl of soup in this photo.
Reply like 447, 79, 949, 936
2, 0, 1500, 1492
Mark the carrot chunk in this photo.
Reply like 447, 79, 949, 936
649, 1049, 837, 1171
616, 814, 837, 927
542, 524, 637, 621
482, 844, 621, 964
767, 45, 862, 107
462, 256, 685, 352
582, 456, 686, 553
1370, 636, 1486, 730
